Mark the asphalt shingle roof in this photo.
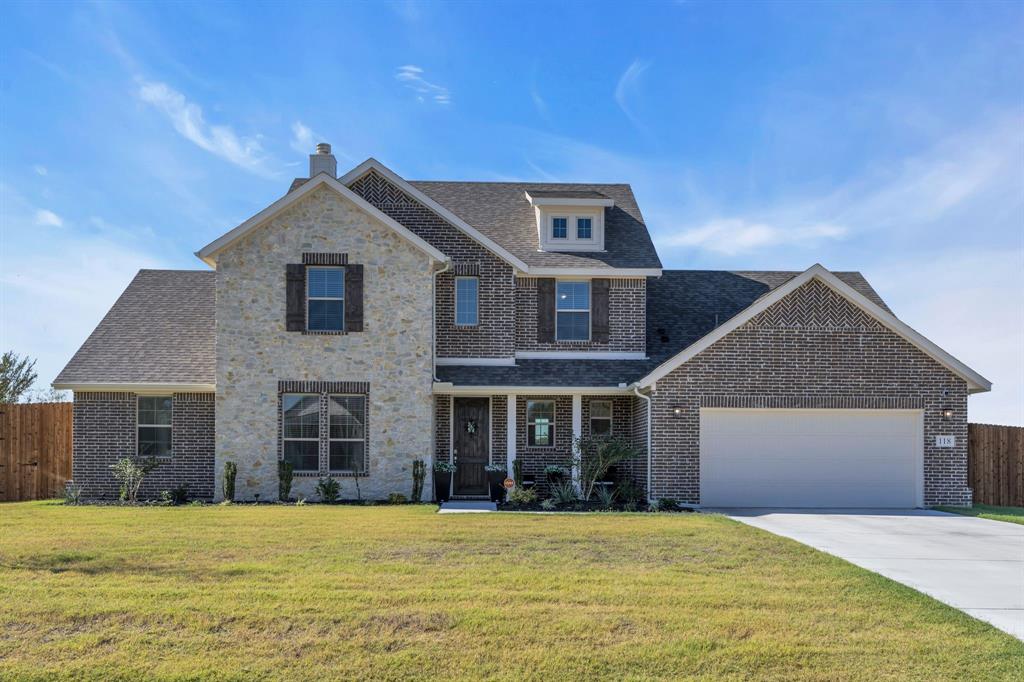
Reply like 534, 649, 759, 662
55, 270, 215, 386
409, 181, 663, 270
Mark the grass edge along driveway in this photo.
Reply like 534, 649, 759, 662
0, 501, 1021, 681
936, 504, 1024, 526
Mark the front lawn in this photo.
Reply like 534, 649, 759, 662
936, 504, 1024, 526
0, 503, 1020, 680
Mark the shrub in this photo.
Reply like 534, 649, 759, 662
63, 480, 84, 505
616, 478, 646, 506
316, 476, 340, 503
387, 492, 408, 504
571, 436, 642, 501
594, 485, 617, 508
512, 458, 524, 487
508, 486, 537, 506
549, 480, 579, 505
295, 497, 306, 506
222, 461, 237, 502
110, 457, 158, 503
433, 460, 456, 473
159, 484, 189, 506
411, 459, 426, 502
653, 497, 679, 512
540, 498, 557, 510
278, 460, 294, 501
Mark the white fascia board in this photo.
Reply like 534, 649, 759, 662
338, 158, 531, 273
54, 382, 216, 394
515, 351, 646, 360
435, 357, 516, 366
636, 263, 992, 393
194, 173, 448, 267
524, 192, 615, 208
433, 383, 632, 396
525, 267, 662, 278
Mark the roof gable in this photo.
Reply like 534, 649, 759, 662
637, 264, 991, 393
195, 173, 447, 267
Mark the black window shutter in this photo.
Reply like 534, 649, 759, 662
285, 264, 306, 331
536, 278, 555, 343
591, 278, 610, 343
345, 264, 364, 332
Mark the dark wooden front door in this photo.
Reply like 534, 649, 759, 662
453, 397, 489, 496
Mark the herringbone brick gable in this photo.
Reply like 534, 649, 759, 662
745, 279, 885, 331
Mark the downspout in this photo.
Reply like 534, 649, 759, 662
432, 260, 452, 382
632, 384, 653, 501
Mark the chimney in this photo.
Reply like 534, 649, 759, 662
309, 142, 337, 178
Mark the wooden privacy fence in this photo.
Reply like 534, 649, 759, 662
968, 423, 1024, 507
0, 402, 73, 502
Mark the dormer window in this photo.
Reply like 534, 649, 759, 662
526, 190, 614, 253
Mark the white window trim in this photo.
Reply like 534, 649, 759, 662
555, 279, 591, 342
576, 216, 593, 240
526, 399, 556, 448
282, 393, 320, 473
590, 399, 613, 437
551, 216, 569, 239
137, 396, 173, 458
538, 208, 604, 252
327, 394, 366, 474
454, 276, 479, 327
306, 266, 345, 332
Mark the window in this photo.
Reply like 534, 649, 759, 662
576, 217, 593, 240
455, 277, 479, 326
329, 395, 365, 473
527, 400, 555, 446
138, 396, 172, 457
551, 216, 568, 239
590, 400, 613, 437
307, 267, 344, 331
282, 394, 319, 472
556, 280, 590, 341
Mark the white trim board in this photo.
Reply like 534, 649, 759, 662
53, 382, 216, 394
435, 357, 516, 366
515, 351, 646, 360
195, 172, 448, 267
433, 382, 632, 396
634, 263, 992, 393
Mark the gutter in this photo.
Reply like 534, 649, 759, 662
432, 260, 452, 382
631, 384, 653, 502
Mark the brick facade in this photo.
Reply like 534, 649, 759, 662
72, 392, 215, 500
515, 277, 646, 353
647, 280, 971, 506
349, 170, 515, 359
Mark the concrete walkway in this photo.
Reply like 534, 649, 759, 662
438, 500, 496, 513
721, 509, 1024, 640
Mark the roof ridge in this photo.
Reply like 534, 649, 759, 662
409, 180, 631, 187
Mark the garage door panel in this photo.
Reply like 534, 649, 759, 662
700, 408, 922, 508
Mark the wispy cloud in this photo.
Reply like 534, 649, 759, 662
395, 65, 451, 105
32, 165, 47, 176
664, 219, 846, 255
137, 79, 277, 178
33, 209, 63, 227
614, 59, 651, 130
290, 120, 316, 155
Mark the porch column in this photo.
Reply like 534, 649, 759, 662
571, 394, 582, 491
506, 394, 516, 498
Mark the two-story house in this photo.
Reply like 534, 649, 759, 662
55, 144, 991, 507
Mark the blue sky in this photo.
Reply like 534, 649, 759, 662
1, 0, 1022, 423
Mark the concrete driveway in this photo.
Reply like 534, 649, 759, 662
722, 509, 1024, 640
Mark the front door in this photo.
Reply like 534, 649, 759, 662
453, 397, 489, 496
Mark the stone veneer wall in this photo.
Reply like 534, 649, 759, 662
349, 170, 515, 359
648, 279, 971, 506
515, 277, 646, 353
215, 185, 436, 501
72, 392, 215, 500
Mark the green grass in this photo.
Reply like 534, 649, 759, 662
0, 503, 1020, 681
936, 504, 1024, 525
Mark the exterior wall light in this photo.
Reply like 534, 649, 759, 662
941, 408, 954, 421
672, 407, 684, 416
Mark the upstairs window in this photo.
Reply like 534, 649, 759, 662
556, 280, 590, 341
590, 400, 613, 437
138, 396, 172, 457
576, 217, 593, 240
551, 217, 568, 239
527, 400, 555, 446
455, 277, 479, 326
329, 395, 366, 473
282, 394, 320, 472
307, 267, 344, 331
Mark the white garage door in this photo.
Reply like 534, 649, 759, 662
700, 408, 922, 508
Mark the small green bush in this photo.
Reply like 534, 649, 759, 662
316, 476, 340, 503
222, 461, 237, 502
110, 457, 159, 503
411, 459, 426, 502
653, 497, 679, 512
63, 480, 84, 505
594, 485, 617, 508
433, 460, 456, 473
540, 498, 557, 510
278, 460, 294, 501
549, 480, 579, 505
508, 486, 537, 505
387, 492, 408, 504
159, 484, 189, 506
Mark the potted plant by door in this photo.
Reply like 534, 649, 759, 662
485, 464, 507, 502
545, 465, 566, 486
433, 461, 456, 503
